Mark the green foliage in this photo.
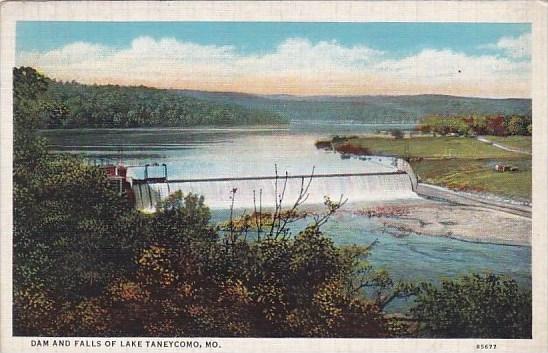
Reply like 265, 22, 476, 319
420, 115, 469, 136
15, 156, 140, 298
419, 114, 531, 136
506, 115, 532, 136
22, 68, 286, 128
410, 274, 531, 338
13, 66, 146, 334
13, 67, 51, 169
182, 90, 531, 124
57, 192, 391, 337
42, 101, 70, 128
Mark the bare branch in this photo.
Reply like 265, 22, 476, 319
259, 189, 263, 238
268, 165, 279, 238
313, 194, 348, 229
272, 167, 315, 239
253, 190, 261, 241
274, 171, 289, 239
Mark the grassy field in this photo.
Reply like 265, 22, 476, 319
483, 136, 532, 153
342, 136, 523, 159
334, 136, 531, 201
411, 159, 531, 201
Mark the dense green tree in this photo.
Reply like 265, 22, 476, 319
29, 69, 287, 128
506, 115, 532, 136
419, 114, 532, 136
41, 102, 70, 128
420, 116, 469, 136
410, 274, 531, 338
13, 67, 147, 334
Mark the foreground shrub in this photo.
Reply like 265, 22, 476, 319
410, 273, 531, 338
96, 195, 393, 337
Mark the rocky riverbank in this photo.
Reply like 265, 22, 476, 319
358, 200, 531, 246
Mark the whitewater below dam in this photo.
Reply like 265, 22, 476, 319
43, 125, 531, 312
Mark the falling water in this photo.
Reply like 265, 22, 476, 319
133, 173, 418, 211
132, 183, 164, 211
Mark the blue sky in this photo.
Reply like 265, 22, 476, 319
17, 21, 530, 57
16, 22, 532, 97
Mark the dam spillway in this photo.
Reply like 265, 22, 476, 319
132, 170, 418, 211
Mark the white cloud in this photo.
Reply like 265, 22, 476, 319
20, 42, 110, 67
238, 38, 383, 74
17, 36, 531, 98
481, 33, 531, 59
497, 33, 531, 58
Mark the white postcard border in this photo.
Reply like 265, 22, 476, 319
1, 1, 546, 352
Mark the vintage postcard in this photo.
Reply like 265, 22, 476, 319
1, 1, 547, 352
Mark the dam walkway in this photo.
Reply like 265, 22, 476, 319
134, 171, 407, 185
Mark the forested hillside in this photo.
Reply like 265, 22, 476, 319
14, 67, 287, 129
178, 90, 532, 124
15, 66, 531, 128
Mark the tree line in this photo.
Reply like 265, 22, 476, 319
15, 67, 287, 129
13, 66, 531, 338
419, 114, 532, 136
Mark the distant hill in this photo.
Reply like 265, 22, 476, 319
177, 90, 532, 124
18, 67, 288, 129
28, 60, 531, 129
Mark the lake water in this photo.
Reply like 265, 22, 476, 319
41, 124, 531, 312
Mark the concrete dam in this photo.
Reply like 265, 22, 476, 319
129, 159, 419, 211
